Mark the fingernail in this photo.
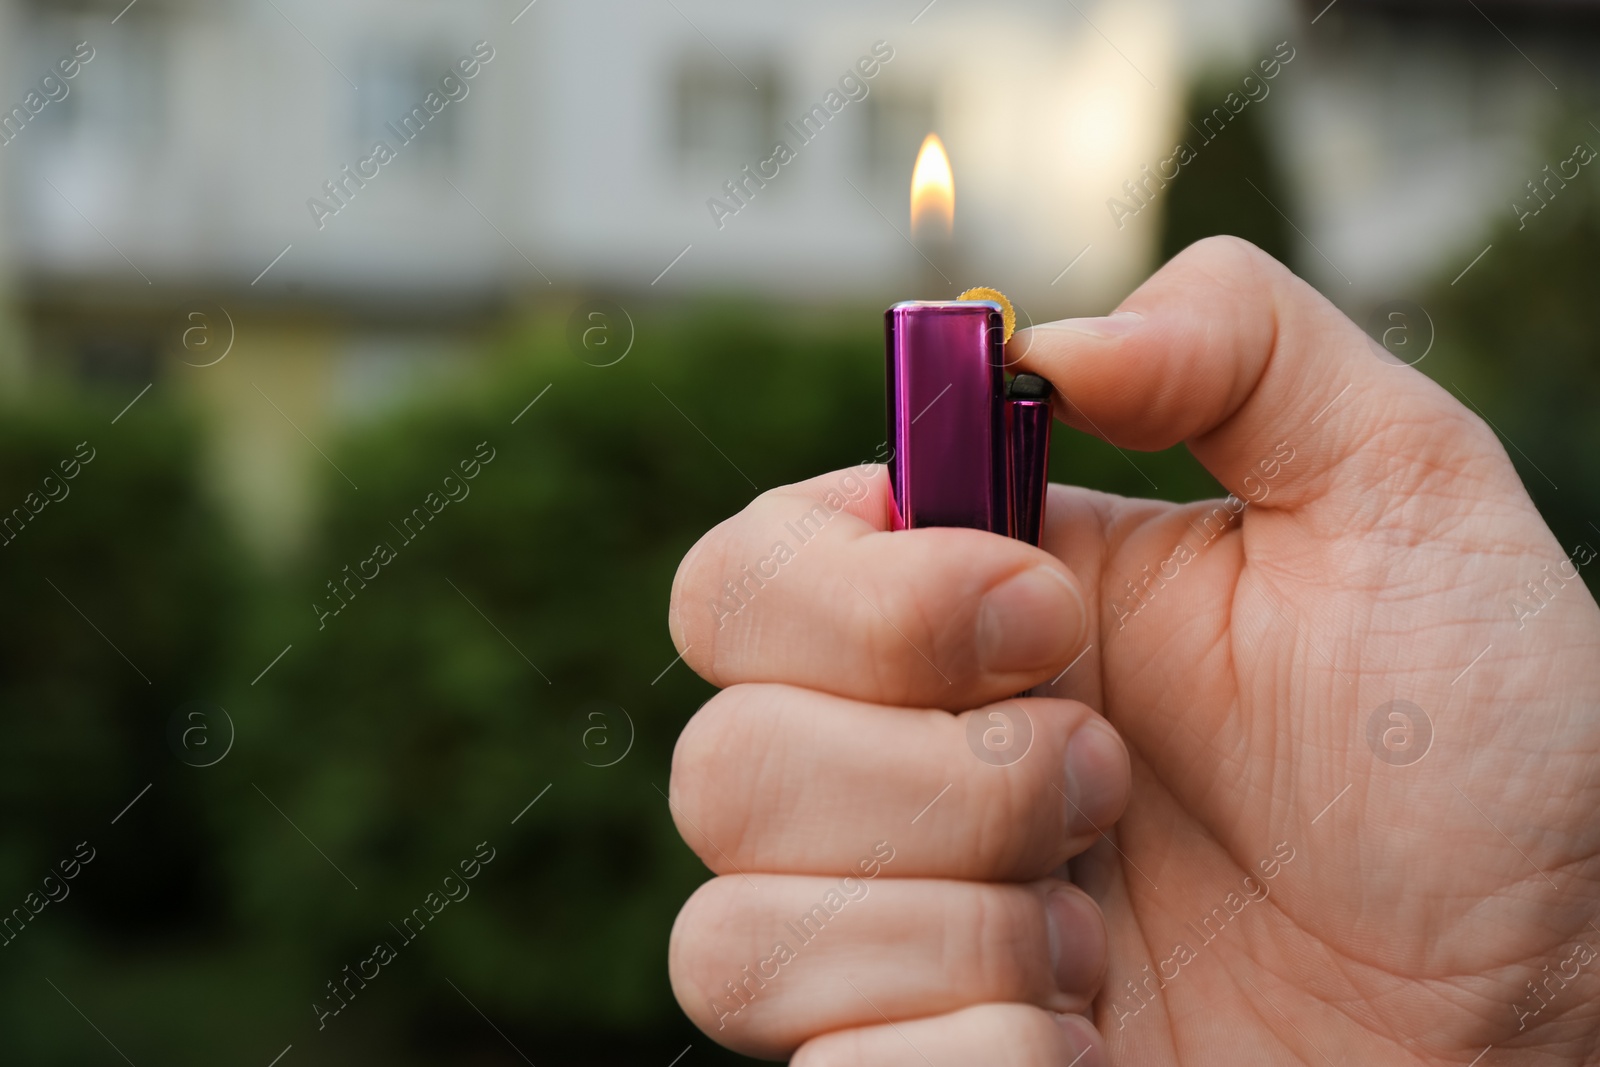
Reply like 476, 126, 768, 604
1063, 718, 1126, 837
1045, 886, 1106, 995
1052, 1013, 1106, 1066
1046, 310, 1142, 340
976, 567, 1085, 675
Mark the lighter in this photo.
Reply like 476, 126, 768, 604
885, 291, 1053, 545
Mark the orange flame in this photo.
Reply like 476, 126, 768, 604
910, 133, 954, 240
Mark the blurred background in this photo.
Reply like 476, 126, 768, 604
0, 0, 1596, 1063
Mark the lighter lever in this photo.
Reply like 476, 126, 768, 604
885, 299, 1052, 544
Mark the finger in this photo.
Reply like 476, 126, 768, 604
792, 1003, 1106, 1067
669, 466, 1089, 710
670, 874, 1106, 1059
1010, 235, 1512, 512
671, 686, 1129, 881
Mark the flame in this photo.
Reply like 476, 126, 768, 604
910, 133, 954, 240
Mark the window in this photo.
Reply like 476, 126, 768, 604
356, 48, 459, 164
16, 11, 163, 153
675, 55, 778, 167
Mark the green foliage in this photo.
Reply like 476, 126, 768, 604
231, 303, 891, 1063
0, 391, 249, 1063
0, 305, 901, 1065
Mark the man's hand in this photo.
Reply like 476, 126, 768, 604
666, 237, 1600, 1065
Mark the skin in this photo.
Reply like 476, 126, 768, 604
665, 237, 1600, 1065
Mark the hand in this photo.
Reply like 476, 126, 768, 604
666, 236, 1600, 1064
665, 474, 1127, 1063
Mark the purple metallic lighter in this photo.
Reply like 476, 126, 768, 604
885, 300, 1053, 545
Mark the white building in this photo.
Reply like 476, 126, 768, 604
0, 0, 1589, 548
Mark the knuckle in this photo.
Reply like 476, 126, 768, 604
959, 705, 1077, 877
673, 486, 853, 688
957, 884, 1046, 999
996, 765, 1069, 877
1175, 234, 1291, 301
671, 687, 769, 868
847, 570, 978, 700
668, 876, 741, 1007
670, 522, 734, 682
962, 723, 1035, 872
924, 593, 980, 681
675, 503, 790, 687
836, 578, 924, 695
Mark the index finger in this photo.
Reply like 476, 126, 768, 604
667, 465, 1090, 710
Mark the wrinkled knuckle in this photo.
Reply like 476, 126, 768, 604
959, 886, 1043, 998
926, 595, 980, 685
964, 740, 1034, 874
975, 796, 1031, 878
957, 708, 1074, 877
672, 519, 742, 683
674, 686, 743, 786
671, 687, 766, 867
668, 877, 740, 1010
862, 577, 978, 699
1007, 751, 1072, 876
848, 582, 926, 696
669, 704, 717, 842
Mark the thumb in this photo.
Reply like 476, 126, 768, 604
1010, 236, 1508, 513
